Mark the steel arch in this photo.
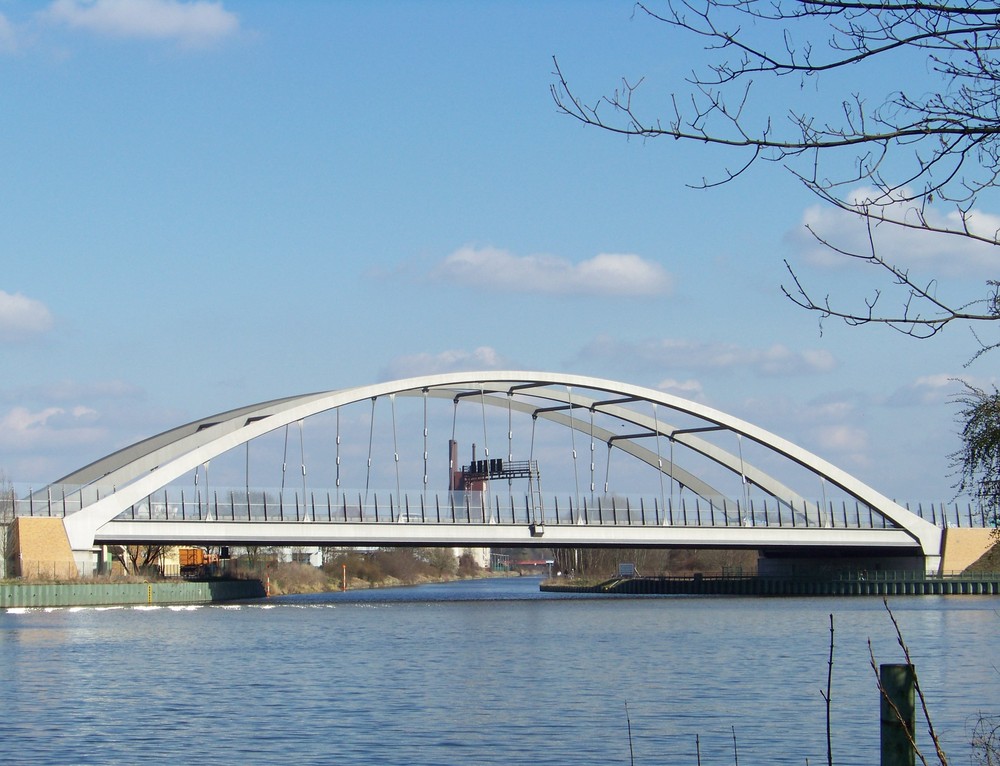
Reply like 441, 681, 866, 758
50, 371, 940, 555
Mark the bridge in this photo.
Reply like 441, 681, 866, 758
12, 370, 979, 575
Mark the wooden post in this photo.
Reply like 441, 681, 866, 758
880, 663, 915, 766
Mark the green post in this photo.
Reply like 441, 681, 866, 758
880, 663, 915, 766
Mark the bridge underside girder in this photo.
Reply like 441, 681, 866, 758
95, 519, 924, 553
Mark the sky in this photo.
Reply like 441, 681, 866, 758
0, 0, 995, 505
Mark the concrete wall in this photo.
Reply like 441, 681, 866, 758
0, 579, 266, 608
940, 528, 996, 573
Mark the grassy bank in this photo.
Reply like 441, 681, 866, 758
259, 553, 499, 596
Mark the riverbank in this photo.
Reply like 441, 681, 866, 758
0, 566, 515, 607
543, 572, 1000, 596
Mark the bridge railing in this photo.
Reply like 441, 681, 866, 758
11, 484, 997, 530
8, 484, 896, 530
905, 501, 998, 528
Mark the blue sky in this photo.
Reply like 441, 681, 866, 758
0, 0, 994, 504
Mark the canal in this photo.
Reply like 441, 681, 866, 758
1, 577, 997, 765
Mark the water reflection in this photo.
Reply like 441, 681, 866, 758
1, 579, 997, 766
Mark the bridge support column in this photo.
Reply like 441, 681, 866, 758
924, 554, 942, 577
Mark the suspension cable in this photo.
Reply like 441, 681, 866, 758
480, 386, 489, 512
669, 434, 676, 518
507, 391, 514, 503
423, 389, 429, 502
604, 441, 612, 496
280, 424, 289, 495
390, 393, 401, 505
203, 459, 211, 521
589, 406, 596, 504
737, 433, 748, 523
568, 386, 579, 513
450, 396, 459, 486
653, 403, 666, 522
364, 397, 376, 506
529, 414, 538, 522
299, 419, 307, 520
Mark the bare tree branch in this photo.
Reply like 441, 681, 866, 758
552, 0, 1000, 347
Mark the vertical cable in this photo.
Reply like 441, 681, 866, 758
653, 403, 666, 524
480, 386, 489, 512
422, 389, 429, 503
390, 393, 401, 508
335, 408, 341, 492
280, 424, 289, 494
567, 386, 579, 514
204, 459, 211, 521
450, 396, 459, 494
589, 406, 596, 506
669, 434, 676, 522
529, 414, 538, 522
604, 442, 612, 495
364, 397, 376, 507
299, 419, 307, 521
737, 433, 748, 525
507, 392, 514, 506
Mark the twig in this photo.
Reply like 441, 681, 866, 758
625, 700, 635, 766
696, 733, 701, 766
820, 613, 835, 766
881, 599, 949, 765
868, 637, 929, 766
732, 725, 740, 766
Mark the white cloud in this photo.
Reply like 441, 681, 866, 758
785, 187, 999, 277
0, 290, 54, 341
656, 378, 706, 402
811, 423, 870, 455
581, 335, 837, 377
17, 379, 142, 403
0, 405, 104, 451
739, 392, 872, 471
0, 13, 18, 53
434, 246, 673, 297
884, 373, 967, 408
44, 0, 239, 46
380, 346, 511, 380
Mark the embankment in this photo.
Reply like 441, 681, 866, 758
543, 573, 1000, 596
0, 579, 266, 609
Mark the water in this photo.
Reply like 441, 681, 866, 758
1, 577, 997, 765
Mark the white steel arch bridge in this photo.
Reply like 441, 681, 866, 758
20, 371, 945, 572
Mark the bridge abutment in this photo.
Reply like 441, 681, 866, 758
10, 517, 81, 579
939, 528, 996, 573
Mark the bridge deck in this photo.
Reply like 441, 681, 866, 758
94, 518, 923, 550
